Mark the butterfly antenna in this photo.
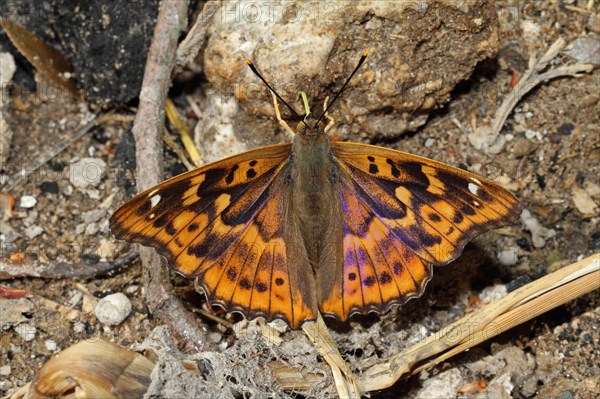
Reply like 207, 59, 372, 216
246, 60, 301, 119
317, 50, 368, 125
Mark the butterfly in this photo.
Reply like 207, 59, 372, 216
110, 51, 521, 329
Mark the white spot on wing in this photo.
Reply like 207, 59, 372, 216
468, 183, 480, 196
148, 188, 159, 197
471, 177, 482, 185
150, 194, 161, 208
473, 200, 480, 207
149, 213, 155, 219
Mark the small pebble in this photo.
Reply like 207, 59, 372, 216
498, 249, 519, 266
45, 339, 57, 351
69, 291, 83, 307
39, 181, 59, 194
0, 365, 10, 376
15, 323, 36, 341
24, 225, 44, 240
69, 157, 107, 188
73, 321, 85, 333
19, 195, 37, 209
424, 138, 435, 147
521, 209, 556, 248
125, 285, 139, 294
557, 122, 574, 135
94, 293, 132, 326
85, 222, 99, 235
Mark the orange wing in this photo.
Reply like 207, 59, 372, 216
111, 144, 317, 328
317, 142, 522, 321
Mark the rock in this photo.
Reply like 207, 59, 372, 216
39, 181, 60, 194
520, 209, 556, 248
19, 195, 37, 208
0, 220, 21, 243
15, 323, 37, 341
69, 157, 107, 188
417, 368, 464, 399
198, 0, 500, 151
0, 365, 10, 376
24, 225, 44, 240
0, 52, 16, 167
567, 36, 600, 65
497, 248, 519, 266
571, 186, 598, 215
45, 339, 57, 351
0, 298, 34, 328
94, 293, 132, 326
73, 322, 85, 333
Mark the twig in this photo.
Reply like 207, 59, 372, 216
468, 38, 594, 153
0, 251, 138, 280
358, 253, 600, 392
131, 0, 210, 354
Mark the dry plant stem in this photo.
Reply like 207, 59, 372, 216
303, 315, 360, 398
358, 253, 600, 392
0, 251, 138, 280
162, 128, 195, 171
487, 37, 593, 141
132, 0, 210, 354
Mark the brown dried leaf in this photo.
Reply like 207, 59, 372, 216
0, 19, 80, 99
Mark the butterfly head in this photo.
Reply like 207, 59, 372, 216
295, 111, 327, 137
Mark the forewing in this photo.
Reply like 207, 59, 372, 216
110, 143, 318, 326
318, 142, 521, 320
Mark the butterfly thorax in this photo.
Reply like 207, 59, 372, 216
290, 132, 342, 270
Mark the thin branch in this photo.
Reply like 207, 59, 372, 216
131, 0, 210, 354
469, 38, 594, 153
0, 251, 138, 280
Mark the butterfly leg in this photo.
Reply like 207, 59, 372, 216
271, 92, 296, 138
322, 95, 335, 133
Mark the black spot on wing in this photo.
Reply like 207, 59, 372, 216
197, 168, 228, 194
226, 268, 237, 281
386, 158, 401, 178
255, 281, 268, 293
380, 271, 392, 284
363, 276, 376, 287
369, 163, 379, 174
239, 278, 252, 290
225, 165, 239, 184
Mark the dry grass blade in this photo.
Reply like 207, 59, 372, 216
8, 340, 155, 399
303, 314, 360, 398
165, 97, 203, 167
359, 253, 600, 392
0, 19, 80, 98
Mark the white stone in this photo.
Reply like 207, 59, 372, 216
497, 249, 518, 266
69, 157, 107, 188
45, 339, 57, 351
73, 322, 85, 333
15, 323, 36, 341
24, 225, 44, 240
0, 365, 10, 376
94, 293, 132, 326
19, 195, 37, 208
